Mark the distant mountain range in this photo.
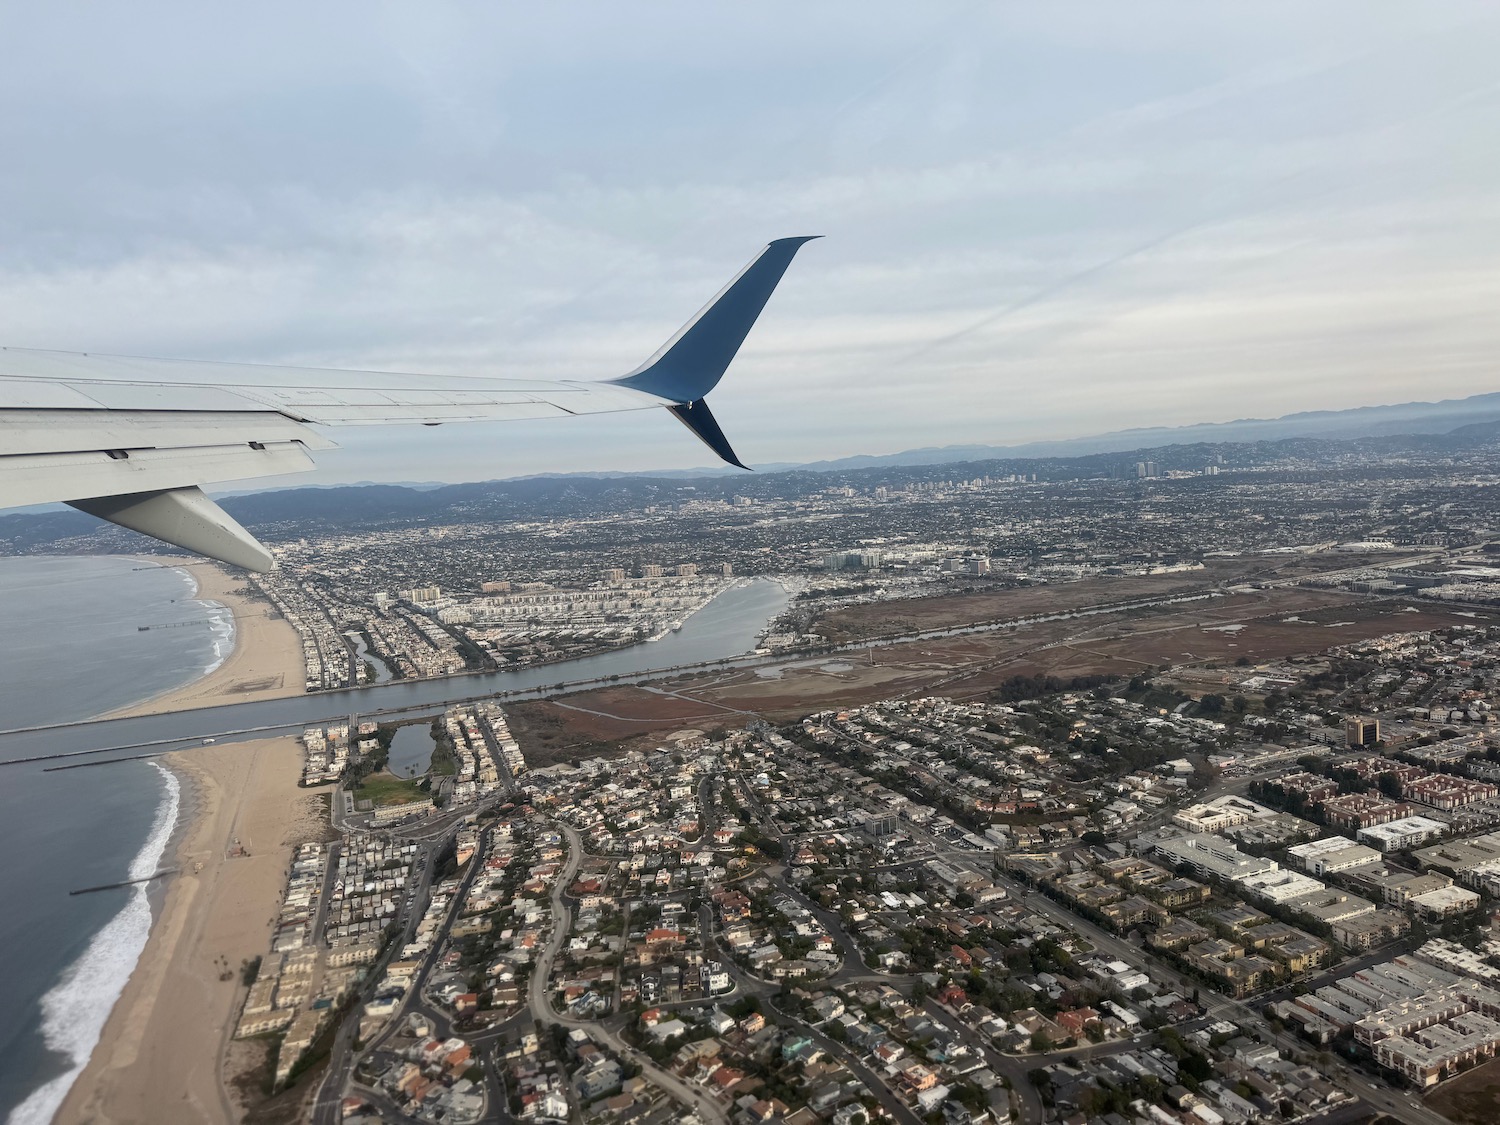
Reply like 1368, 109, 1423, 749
676, 389, 1500, 476
471, 388, 1500, 480
783, 390, 1500, 471
4, 388, 1500, 550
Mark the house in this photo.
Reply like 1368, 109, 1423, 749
1055, 1008, 1101, 1040
811, 995, 845, 1022
899, 1062, 938, 1092
939, 983, 969, 1009
646, 1018, 687, 1042
709, 1066, 745, 1095
707, 1008, 736, 1035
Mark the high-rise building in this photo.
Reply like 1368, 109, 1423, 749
640, 564, 664, 579
1345, 717, 1381, 748
676, 564, 698, 577
824, 550, 882, 572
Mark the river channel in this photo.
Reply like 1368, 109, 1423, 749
0, 576, 792, 766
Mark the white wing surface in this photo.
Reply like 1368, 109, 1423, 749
0, 237, 818, 570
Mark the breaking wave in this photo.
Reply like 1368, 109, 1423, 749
6, 763, 180, 1125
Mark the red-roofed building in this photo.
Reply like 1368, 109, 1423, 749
1055, 1007, 1101, 1039
710, 1066, 745, 1094
444, 1044, 472, 1075
938, 984, 969, 1009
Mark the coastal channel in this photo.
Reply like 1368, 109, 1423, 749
0, 558, 789, 1124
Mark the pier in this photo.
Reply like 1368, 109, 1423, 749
70, 868, 177, 895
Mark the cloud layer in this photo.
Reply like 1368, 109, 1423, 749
3, 3, 1499, 481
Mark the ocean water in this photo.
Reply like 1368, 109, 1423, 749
0, 557, 233, 1125
6, 766, 180, 1124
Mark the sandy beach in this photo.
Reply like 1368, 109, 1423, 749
54, 560, 324, 1123
54, 738, 328, 1125
105, 561, 307, 719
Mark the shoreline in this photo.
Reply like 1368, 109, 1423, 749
42, 557, 315, 1124
27, 568, 787, 1122
54, 737, 323, 1125
103, 560, 306, 720
6, 762, 184, 1125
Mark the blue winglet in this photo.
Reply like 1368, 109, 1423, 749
613, 236, 820, 406
667, 399, 747, 470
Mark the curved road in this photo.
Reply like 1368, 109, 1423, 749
530, 824, 729, 1125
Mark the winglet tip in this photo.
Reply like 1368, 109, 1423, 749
668, 399, 749, 471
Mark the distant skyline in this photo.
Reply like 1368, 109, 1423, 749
3, 3, 1500, 484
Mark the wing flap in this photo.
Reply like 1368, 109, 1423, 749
0, 440, 318, 508
0, 409, 335, 457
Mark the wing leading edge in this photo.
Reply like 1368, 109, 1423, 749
0, 236, 819, 570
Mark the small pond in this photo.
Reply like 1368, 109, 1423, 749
387, 723, 435, 777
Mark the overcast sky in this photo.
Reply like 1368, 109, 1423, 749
3, 3, 1500, 483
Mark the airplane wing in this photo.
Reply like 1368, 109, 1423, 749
0, 236, 819, 570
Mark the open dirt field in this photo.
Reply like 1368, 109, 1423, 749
1425, 1055, 1500, 1124
506, 585, 1491, 758
812, 552, 1433, 643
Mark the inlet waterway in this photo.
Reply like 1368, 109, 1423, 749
0, 563, 789, 1123
0, 576, 791, 760
346, 630, 395, 685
